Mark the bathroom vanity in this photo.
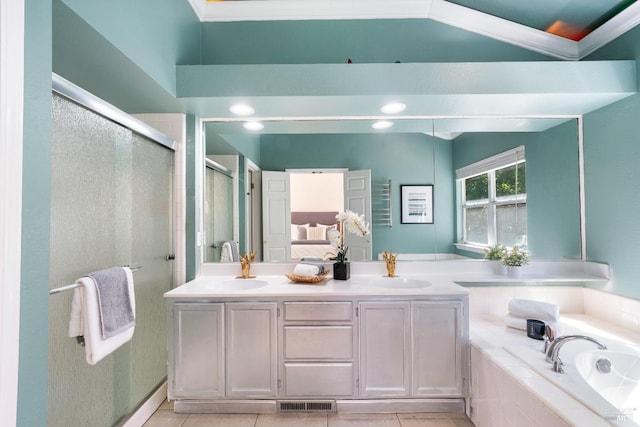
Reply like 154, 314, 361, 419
165, 274, 470, 414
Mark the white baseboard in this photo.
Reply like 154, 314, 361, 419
122, 381, 168, 427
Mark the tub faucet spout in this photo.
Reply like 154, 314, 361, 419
545, 335, 607, 373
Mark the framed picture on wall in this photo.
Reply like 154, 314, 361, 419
400, 185, 434, 224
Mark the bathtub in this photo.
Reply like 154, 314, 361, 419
505, 340, 640, 426
575, 350, 640, 424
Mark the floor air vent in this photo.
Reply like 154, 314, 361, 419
278, 400, 336, 413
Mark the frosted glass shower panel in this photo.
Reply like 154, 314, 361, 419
48, 94, 173, 427
204, 167, 233, 262
130, 132, 174, 400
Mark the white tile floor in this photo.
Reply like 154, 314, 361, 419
144, 401, 476, 427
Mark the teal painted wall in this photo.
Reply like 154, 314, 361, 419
452, 121, 582, 260
52, 0, 189, 114
200, 19, 552, 64
259, 133, 454, 256
219, 134, 262, 166
186, 114, 201, 281
19, 0, 52, 425
59, 0, 200, 94
583, 24, 640, 299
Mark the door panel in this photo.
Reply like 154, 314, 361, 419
262, 171, 291, 261
344, 170, 372, 261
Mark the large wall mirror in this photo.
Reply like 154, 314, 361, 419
202, 116, 582, 264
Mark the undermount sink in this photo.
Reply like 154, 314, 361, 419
365, 277, 432, 289
204, 279, 269, 291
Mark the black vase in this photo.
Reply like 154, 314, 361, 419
333, 262, 350, 280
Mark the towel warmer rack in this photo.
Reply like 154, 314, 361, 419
372, 179, 393, 228
49, 264, 142, 295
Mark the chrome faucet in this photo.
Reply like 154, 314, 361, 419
545, 335, 607, 373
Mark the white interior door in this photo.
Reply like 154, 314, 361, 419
344, 170, 372, 261
262, 171, 291, 261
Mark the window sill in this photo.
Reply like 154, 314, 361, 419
454, 243, 486, 254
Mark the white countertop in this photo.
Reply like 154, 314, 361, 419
165, 259, 609, 300
164, 273, 470, 299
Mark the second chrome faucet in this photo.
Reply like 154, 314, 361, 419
544, 335, 607, 373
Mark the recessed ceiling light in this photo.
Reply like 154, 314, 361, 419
372, 121, 394, 130
381, 102, 406, 114
243, 121, 264, 131
229, 103, 255, 116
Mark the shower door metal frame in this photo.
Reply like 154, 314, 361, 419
52, 73, 176, 150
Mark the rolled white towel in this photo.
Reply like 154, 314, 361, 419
508, 298, 559, 323
505, 313, 527, 331
293, 263, 321, 277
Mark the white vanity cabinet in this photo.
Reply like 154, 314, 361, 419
412, 301, 465, 396
281, 301, 356, 397
167, 302, 278, 400
168, 303, 225, 399
359, 302, 411, 397
226, 302, 278, 397
359, 300, 467, 398
165, 278, 469, 413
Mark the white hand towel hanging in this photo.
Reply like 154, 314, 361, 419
68, 266, 136, 365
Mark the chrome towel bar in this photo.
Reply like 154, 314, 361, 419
49, 265, 142, 295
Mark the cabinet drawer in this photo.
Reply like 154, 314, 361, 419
284, 302, 352, 321
284, 363, 354, 396
284, 326, 353, 359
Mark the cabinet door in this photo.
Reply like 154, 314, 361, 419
359, 301, 411, 397
412, 301, 464, 396
226, 302, 278, 397
169, 303, 225, 399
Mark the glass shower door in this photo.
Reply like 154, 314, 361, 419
204, 166, 234, 262
48, 93, 174, 427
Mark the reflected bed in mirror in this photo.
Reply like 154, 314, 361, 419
290, 211, 339, 260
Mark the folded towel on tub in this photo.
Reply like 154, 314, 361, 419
505, 313, 528, 331
68, 266, 136, 365
508, 298, 560, 323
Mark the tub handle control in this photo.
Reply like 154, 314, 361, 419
553, 358, 565, 374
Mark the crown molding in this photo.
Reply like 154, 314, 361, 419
187, 0, 207, 21
429, 0, 579, 60
187, 0, 640, 60
193, 0, 431, 22
578, 2, 640, 59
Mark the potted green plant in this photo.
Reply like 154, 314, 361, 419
501, 247, 530, 277
484, 244, 508, 275
329, 210, 370, 280
484, 244, 507, 261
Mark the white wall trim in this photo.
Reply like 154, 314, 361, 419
577, 116, 587, 261
0, 0, 25, 425
121, 381, 167, 427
